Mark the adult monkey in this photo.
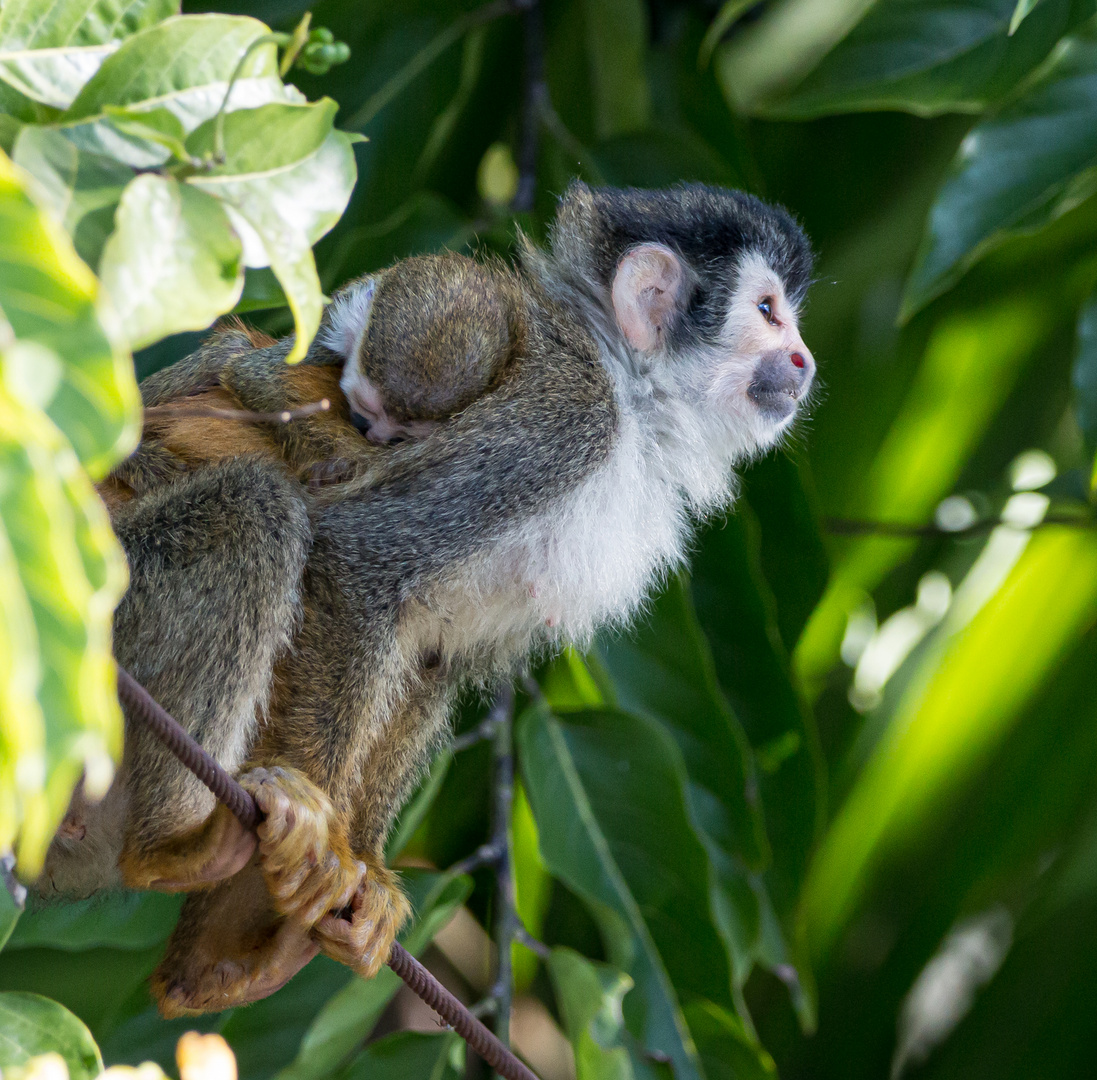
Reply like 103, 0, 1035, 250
41, 182, 815, 1015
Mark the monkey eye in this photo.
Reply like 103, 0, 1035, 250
757, 298, 774, 323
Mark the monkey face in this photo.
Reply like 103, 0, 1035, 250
610, 242, 814, 453
713, 249, 815, 434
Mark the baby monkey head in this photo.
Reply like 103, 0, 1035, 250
551, 181, 816, 453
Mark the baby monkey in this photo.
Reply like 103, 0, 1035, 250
322, 252, 519, 443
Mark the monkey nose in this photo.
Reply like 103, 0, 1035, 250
748, 348, 814, 420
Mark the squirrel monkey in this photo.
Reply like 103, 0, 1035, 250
40, 182, 815, 1017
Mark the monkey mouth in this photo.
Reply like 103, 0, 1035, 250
747, 382, 801, 420
747, 353, 810, 421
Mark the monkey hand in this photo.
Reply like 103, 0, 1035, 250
311, 857, 410, 979
239, 765, 362, 929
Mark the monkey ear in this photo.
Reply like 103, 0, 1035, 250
318, 277, 376, 359
611, 244, 686, 353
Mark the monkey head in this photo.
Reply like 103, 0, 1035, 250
545, 181, 816, 459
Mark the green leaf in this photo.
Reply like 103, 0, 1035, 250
342, 1031, 460, 1080
0, 148, 138, 474
0, 377, 126, 871
548, 948, 635, 1080
597, 579, 766, 870
60, 15, 293, 168
690, 508, 821, 1022
518, 704, 722, 1080
271, 870, 472, 1080
385, 749, 453, 862
682, 1001, 777, 1080
699, 0, 763, 69
187, 126, 356, 362
0, 152, 132, 874
807, 527, 1097, 956
581, 0, 651, 138
0, 0, 177, 109
10, 126, 130, 270
759, 0, 1088, 119
595, 579, 785, 996
102, 104, 190, 162
903, 25, 1097, 317
795, 299, 1048, 695
185, 100, 338, 176
6, 891, 182, 952
99, 174, 243, 350
0, 879, 21, 951
0, 992, 102, 1080
1072, 282, 1097, 453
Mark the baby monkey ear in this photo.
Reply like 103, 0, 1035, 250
319, 277, 377, 359
611, 244, 686, 353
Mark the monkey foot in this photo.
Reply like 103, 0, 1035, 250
312, 859, 410, 979
151, 871, 320, 1017
119, 804, 257, 893
239, 764, 362, 928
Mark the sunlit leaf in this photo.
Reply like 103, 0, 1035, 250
0, 992, 102, 1080
10, 125, 130, 270
807, 527, 1097, 956
0, 149, 137, 473
0, 379, 126, 870
0, 0, 178, 109
99, 174, 243, 350
187, 117, 356, 361
60, 15, 294, 168
795, 299, 1047, 696
903, 24, 1097, 316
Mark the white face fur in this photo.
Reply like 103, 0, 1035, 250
610, 243, 815, 458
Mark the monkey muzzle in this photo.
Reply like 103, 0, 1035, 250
747, 348, 814, 420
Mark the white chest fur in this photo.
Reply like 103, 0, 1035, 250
401, 341, 746, 671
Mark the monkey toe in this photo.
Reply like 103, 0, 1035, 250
312, 860, 410, 979
239, 764, 359, 928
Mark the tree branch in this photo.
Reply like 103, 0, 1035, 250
489, 683, 518, 1067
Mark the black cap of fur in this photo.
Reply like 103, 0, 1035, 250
547, 181, 814, 347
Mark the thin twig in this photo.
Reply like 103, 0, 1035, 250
143, 399, 331, 424
489, 683, 518, 1068
515, 924, 550, 961
824, 513, 1097, 539
448, 840, 505, 878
